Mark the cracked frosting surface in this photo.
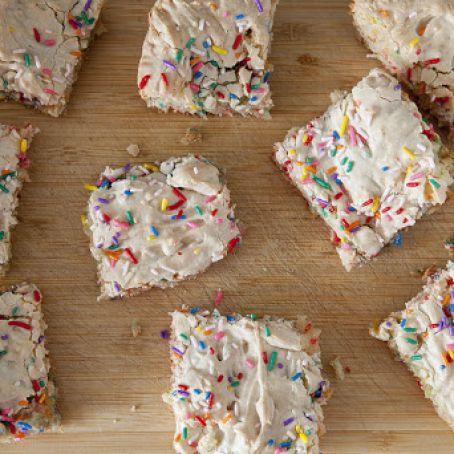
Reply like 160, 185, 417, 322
85, 155, 241, 300
164, 307, 331, 454
138, 0, 279, 118
0, 124, 36, 276
371, 261, 454, 431
0, 0, 105, 117
274, 68, 453, 271
0, 283, 59, 442
352, 0, 454, 131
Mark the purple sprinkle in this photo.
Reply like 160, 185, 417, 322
171, 346, 184, 356
254, 0, 263, 12
1, 334, 8, 340
277, 363, 283, 369
114, 282, 121, 292
283, 417, 294, 426
94, 205, 100, 211
163, 60, 177, 71
84, 0, 92, 11
160, 330, 169, 339
177, 390, 190, 397
97, 198, 109, 204
449, 325, 454, 337
123, 163, 131, 171
112, 236, 119, 245
394, 84, 401, 91
38, 335, 45, 344
349, 226, 361, 234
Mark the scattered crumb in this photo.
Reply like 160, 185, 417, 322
330, 357, 346, 381
419, 265, 438, 281
126, 143, 140, 157
130, 405, 137, 412
444, 239, 454, 251
297, 53, 318, 65
113, 419, 118, 424
131, 320, 142, 337
180, 127, 202, 145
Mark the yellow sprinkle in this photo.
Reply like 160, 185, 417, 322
406, 165, 413, 176
299, 432, 308, 443
211, 45, 227, 55
372, 196, 380, 213
339, 115, 349, 137
295, 424, 301, 434
84, 184, 97, 191
8, 26, 14, 33
20, 139, 27, 153
147, 235, 156, 241
221, 413, 232, 424
144, 163, 159, 172
190, 104, 198, 111
302, 133, 309, 144
195, 326, 202, 332
80, 214, 87, 226
161, 198, 168, 211
288, 149, 296, 155
402, 146, 415, 160
448, 350, 454, 361
409, 37, 419, 48
193, 248, 200, 255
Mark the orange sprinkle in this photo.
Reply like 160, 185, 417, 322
209, 2, 217, 11
347, 220, 361, 231
305, 165, 317, 174
203, 329, 213, 336
325, 166, 337, 175
221, 413, 232, 424
441, 352, 450, 367
442, 294, 451, 305
172, 352, 183, 360
417, 24, 426, 36
17, 400, 29, 406
379, 9, 390, 17
70, 51, 82, 57
175, 433, 182, 442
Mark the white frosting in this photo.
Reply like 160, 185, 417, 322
0, 124, 37, 275
138, 0, 279, 118
274, 68, 453, 271
0, 283, 59, 442
371, 261, 454, 430
165, 308, 331, 454
0, 0, 105, 117
352, 0, 454, 130
86, 155, 241, 300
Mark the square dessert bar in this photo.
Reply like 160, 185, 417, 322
138, 0, 279, 118
352, 0, 454, 134
164, 307, 331, 453
274, 68, 453, 271
0, 283, 59, 442
371, 261, 454, 430
0, 0, 105, 117
0, 124, 37, 276
85, 155, 241, 300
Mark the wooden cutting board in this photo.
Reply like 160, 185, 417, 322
2, 0, 454, 453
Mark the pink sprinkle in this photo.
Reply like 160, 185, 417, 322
245, 359, 255, 369
447, 343, 454, 350
214, 290, 223, 306
43, 88, 58, 95
301, 177, 313, 185
410, 171, 425, 181
204, 195, 217, 204
42, 68, 53, 77
187, 221, 199, 229
214, 331, 225, 341
348, 126, 357, 147
192, 61, 204, 73
189, 83, 200, 93
44, 39, 56, 46
385, 214, 393, 222
275, 448, 285, 454
113, 219, 130, 230
222, 10, 229, 17
253, 87, 266, 93
215, 218, 223, 224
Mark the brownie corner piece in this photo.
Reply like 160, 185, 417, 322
274, 68, 452, 271
0, 283, 60, 442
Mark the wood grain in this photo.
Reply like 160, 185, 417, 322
1, 0, 454, 452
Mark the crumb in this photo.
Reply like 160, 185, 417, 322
420, 265, 438, 281
113, 419, 118, 424
180, 127, 202, 145
444, 239, 454, 251
130, 405, 137, 412
297, 53, 318, 65
131, 320, 142, 337
330, 357, 346, 381
126, 143, 140, 157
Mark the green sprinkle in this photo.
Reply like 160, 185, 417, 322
251, 84, 260, 90
268, 351, 277, 371
330, 148, 337, 157
411, 355, 423, 361
185, 37, 195, 48
340, 157, 348, 166
108, 244, 120, 250
39, 379, 45, 388
24, 53, 30, 67
0, 171, 16, 180
0, 351, 7, 357
209, 60, 220, 68
405, 337, 418, 345
182, 427, 188, 440
0, 184, 10, 193
264, 325, 270, 337
179, 333, 189, 340
195, 206, 203, 216
176, 48, 183, 62
403, 327, 417, 333
248, 313, 257, 321
230, 380, 240, 388
11, 306, 18, 316
209, 82, 218, 90
312, 176, 331, 190
0, 231, 4, 240
130, 175, 138, 181
126, 210, 134, 225
346, 161, 354, 173
429, 178, 441, 189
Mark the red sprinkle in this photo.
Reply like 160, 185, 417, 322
262, 351, 268, 364
102, 213, 111, 223
334, 192, 343, 200
178, 384, 189, 390
227, 237, 241, 253
406, 182, 419, 187
395, 207, 404, 215
8, 321, 32, 330
33, 290, 41, 302
361, 198, 373, 207
172, 187, 187, 202
31, 380, 41, 392
161, 73, 169, 86
232, 34, 242, 50
33, 27, 41, 42
44, 39, 56, 47
208, 393, 214, 409
217, 374, 224, 383
424, 58, 441, 66
139, 75, 151, 90
124, 247, 138, 264
195, 415, 206, 427
382, 206, 391, 213
435, 96, 451, 105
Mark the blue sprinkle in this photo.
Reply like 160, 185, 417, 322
333, 130, 340, 141
202, 41, 209, 49
16, 422, 32, 431
267, 439, 274, 446
291, 372, 302, 381
229, 93, 238, 99
171, 214, 187, 220
123, 189, 133, 197
100, 179, 109, 188
441, 364, 446, 370
234, 14, 245, 20
382, 166, 389, 172
400, 318, 407, 328
226, 315, 236, 322
194, 71, 203, 79
205, 391, 211, 400
391, 233, 402, 246
250, 96, 257, 102
263, 71, 270, 83
150, 225, 159, 236
190, 307, 200, 314
347, 206, 357, 212
279, 441, 292, 448
193, 388, 202, 394
199, 340, 206, 350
